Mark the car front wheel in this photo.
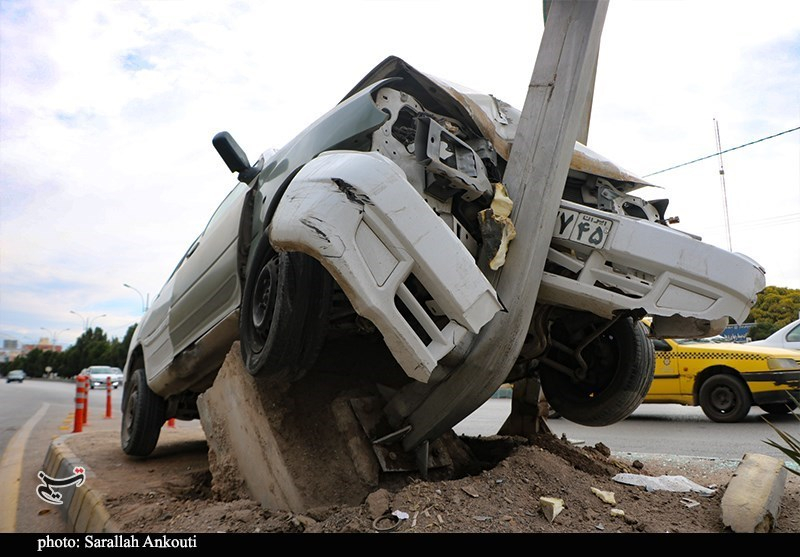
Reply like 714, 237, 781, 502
240, 235, 333, 382
698, 374, 752, 423
539, 316, 654, 426
121, 367, 167, 457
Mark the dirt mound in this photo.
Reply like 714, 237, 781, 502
68, 426, 800, 534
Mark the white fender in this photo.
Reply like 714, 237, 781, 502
269, 150, 502, 383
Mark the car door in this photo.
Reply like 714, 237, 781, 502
650, 339, 685, 400
169, 181, 249, 354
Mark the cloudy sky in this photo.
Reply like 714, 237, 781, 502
1, 0, 798, 350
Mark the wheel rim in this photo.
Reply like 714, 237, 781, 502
250, 257, 280, 349
710, 385, 736, 413
581, 332, 618, 394
123, 386, 138, 442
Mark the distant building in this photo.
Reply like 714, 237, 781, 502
1, 339, 22, 363
22, 337, 64, 354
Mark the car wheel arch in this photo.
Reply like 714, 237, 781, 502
692, 365, 749, 403
235, 163, 312, 302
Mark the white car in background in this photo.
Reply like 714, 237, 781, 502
749, 319, 800, 351
82, 365, 124, 389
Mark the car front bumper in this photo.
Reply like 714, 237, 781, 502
540, 200, 766, 337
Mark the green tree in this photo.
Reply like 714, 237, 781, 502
1, 324, 136, 378
747, 285, 800, 340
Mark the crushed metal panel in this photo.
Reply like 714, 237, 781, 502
349, 397, 453, 473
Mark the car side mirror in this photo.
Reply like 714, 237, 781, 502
213, 131, 259, 184
652, 339, 671, 351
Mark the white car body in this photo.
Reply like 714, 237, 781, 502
749, 319, 800, 351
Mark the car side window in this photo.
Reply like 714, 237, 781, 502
160, 183, 248, 286
203, 182, 248, 233
787, 324, 800, 343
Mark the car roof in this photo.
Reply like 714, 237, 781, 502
749, 318, 800, 348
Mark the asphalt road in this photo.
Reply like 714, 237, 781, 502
0, 377, 124, 533
453, 396, 800, 463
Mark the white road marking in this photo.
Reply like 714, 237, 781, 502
0, 403, 50, 533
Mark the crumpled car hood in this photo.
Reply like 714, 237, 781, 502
342, 55, 655, 194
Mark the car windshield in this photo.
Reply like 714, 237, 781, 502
90, 367, 114, 374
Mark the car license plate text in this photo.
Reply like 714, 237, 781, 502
554, 209, 612, 248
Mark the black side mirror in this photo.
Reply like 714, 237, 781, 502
213, 132, 259, 183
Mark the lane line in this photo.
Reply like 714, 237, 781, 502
0, 403, 50, 533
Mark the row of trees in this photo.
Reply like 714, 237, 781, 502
1, 286, 798, 379
1, 325, 136, 379
745, 286, 800, 340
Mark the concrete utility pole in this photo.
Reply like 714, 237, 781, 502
400, 0, 610, 452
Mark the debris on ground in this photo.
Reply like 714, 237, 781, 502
612, 473, 716, 496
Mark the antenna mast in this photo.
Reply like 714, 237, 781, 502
714, 118, 732, 251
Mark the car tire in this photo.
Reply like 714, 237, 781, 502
540, 316, 654, 427
121, 367, 167, 457
240, 235, 333, 382
698, 374, 752, 423
759, 401, 798, 415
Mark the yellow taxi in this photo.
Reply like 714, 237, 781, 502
646, 335, 800, 422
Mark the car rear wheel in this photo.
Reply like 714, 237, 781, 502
540, 316, 654, 426
698, 374, 752, 423
759, 400, 798, 415
240, 235, 333, 382
121, 367, 167, 457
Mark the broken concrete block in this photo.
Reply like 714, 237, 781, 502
722, 453, 787, 533
196, 343, 380, 513
591, 487, 616, 505
539, 496, 564, 522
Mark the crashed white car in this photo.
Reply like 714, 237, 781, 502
121, 56, 765, 457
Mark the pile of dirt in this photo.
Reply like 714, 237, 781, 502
68, 426, 800, 534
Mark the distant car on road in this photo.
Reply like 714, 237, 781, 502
6, 369, 26, 383
646, 336, 800, 422
82, 366, 124, 389
748, 319, 800, 352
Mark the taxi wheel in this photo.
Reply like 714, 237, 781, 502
540, 316, 654, 426
121, 367, 166, 457
240, 235, 332, 382
699, 374, 752, 423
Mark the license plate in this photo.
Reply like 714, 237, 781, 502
553, 209, 612, 248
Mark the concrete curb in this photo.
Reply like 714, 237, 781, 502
41, 434, 121, 534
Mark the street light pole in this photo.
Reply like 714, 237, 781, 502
70, 310, 87, 330
88, 314, 107, 329
123, 283, 148, 312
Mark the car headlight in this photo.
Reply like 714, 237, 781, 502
767, 358, 800, 371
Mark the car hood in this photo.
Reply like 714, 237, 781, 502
342, 55, 656, 194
